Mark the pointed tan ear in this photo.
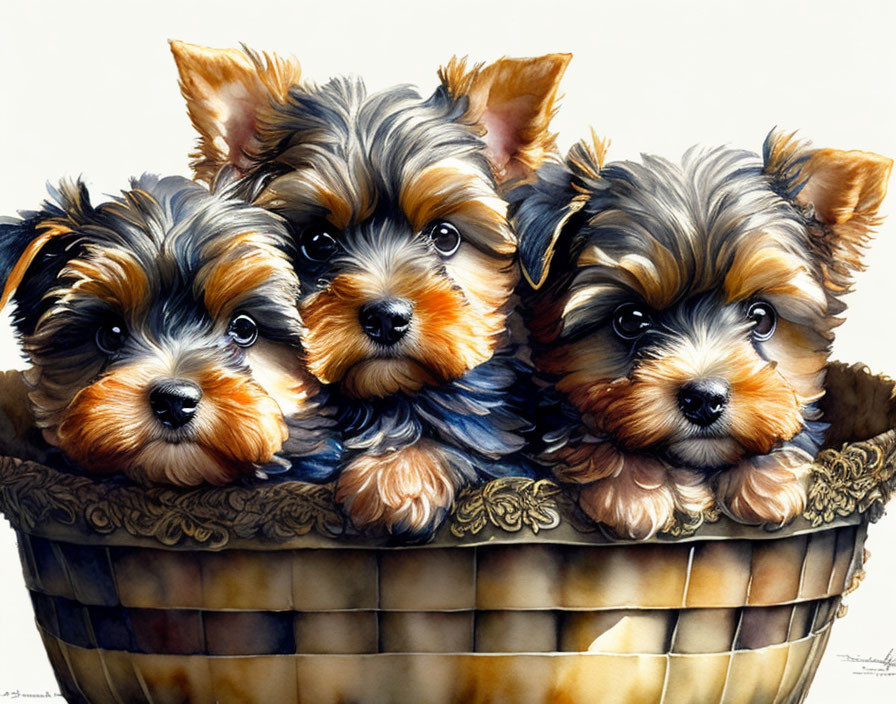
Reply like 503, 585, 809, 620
796, 149, 892, 226
798, 148, 892, 288
170, 41, 302, 183
439, 53, 571, 183
764, 130, 893, 290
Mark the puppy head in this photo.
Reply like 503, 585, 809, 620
517, 131, 891, 468
171, 42, 570, 397
0, 175, 316, 485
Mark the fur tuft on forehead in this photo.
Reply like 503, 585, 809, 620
566, 147, 818, 310
243, 77, 519, 257
22, 176, 301, 333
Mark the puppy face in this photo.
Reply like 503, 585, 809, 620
253, 91, 519, 398
517, 132, 891, 469
171, 42, 570, 398
0, 176, 318, 486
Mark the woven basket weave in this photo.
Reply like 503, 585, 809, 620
1, 362, 894, 704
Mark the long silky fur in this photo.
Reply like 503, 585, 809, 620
217, 69, 540, 537
2, 175, 340, 485
513, 130, 889, 538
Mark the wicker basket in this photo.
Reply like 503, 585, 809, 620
1, 362, 894, 704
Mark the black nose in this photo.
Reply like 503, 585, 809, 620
359, 299, 413, 346
149, 381, 202, 429
677, 379, 729, 427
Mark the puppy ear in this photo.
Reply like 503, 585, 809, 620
514, 182, 583, 290
0, 221, 53, 310
439, 53, 572, 183
764, 129, 892, 285
0, 180, 88, 331
511, 133, 605, 289
796, 149, 892, 226
170, 40, 302, 183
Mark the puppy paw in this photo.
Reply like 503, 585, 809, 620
715, 448, 811, 525
551, 439, 626, 484
577, 455, 677, 539
668, 467, 715, 516
335, 440, 467, 537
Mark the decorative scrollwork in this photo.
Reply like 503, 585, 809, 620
804, 432, 896, 527
450, 477, 565, 537
662, 504, 723, 538
0, 457, 344, 548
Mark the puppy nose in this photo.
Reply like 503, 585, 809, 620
149, 381, 202, 429
359, 299, 413, 346
677, 379, 729, 427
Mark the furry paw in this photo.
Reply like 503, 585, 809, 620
715, 448, 811, 525
577, 455, 679, 539
334, 440, 467, 537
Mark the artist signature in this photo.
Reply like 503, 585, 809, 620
0, 693, 63, 700
838, 649, 896, 677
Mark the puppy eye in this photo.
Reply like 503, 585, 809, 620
300, 226, 340, 262
747, 301, 777, 341
96, 320, 128, 354
424, 221, 462, 257
228, 314, 259, 347
612, 303, 653, 340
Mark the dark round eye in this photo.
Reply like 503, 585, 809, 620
228, 314, 259, 347
612, 303, 653, 340
96, 321, 127, 354
425, 221, 462, 256
300, 226, 340, 262
747, 301, 777, 341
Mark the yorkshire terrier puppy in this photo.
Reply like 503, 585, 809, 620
0, 175, 337, 486
170, 41, 570, 536
512, 130, 891, 539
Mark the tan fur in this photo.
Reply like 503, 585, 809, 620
552, 439, 625, 484
342, 359, 436, 397
765, 131, 892, 299
170, 41, 302, 182
64, 249, 150, 316
54, 360, 287, 486
567, 338, 805, 460
191, 366, 289, 480
574, 453, 712, 540
335, 440, 465, 535
300, 251, 509, 397
762, 130, 808, 184
723, 235, 826, 314
245, 340, 319, 420
198, 233, 296, 319
797, 148, 892, 226
399, 159, 515, 254
714, 447, 811, 525
543, 325, 809, 537
438, 53, 571, 182
568, 128, 610, 183
255, 166, 377, 231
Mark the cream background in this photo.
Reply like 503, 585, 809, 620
0, 0, 894, 701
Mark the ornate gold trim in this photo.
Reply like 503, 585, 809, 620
0, 457, 344, 547
804, 432, 896, 527
450, 477, 565, 537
